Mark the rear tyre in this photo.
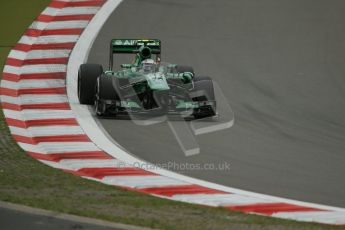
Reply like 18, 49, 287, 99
78, 63, 103, 105
191, 76, 216, 119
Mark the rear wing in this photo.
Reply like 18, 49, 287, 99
111, 39, 161, 54
109, 39, 161, 70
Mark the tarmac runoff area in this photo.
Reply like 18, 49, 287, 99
0, 201, 153, 230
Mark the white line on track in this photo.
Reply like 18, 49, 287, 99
272, 211, 345, 225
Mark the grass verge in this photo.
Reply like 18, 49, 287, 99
0, 1, 343, 229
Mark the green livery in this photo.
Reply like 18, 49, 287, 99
78, 38, 216, 119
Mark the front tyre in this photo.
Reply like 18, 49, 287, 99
94, 96, 107, 116
176, 65, 195, 77
191, 76, 216, 119
95, 75, 118, 117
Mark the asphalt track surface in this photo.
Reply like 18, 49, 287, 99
88, 0, 345, 208
0, 207, 122, 230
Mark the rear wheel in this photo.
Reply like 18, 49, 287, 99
78, 64, 103, 105
190, 76, 216, 119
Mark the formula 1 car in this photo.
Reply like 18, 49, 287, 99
78, 39, 216, 119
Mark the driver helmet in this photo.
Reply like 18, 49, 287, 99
141, 59, 157, 73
